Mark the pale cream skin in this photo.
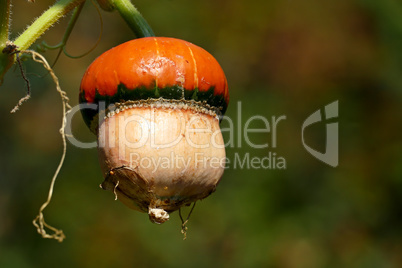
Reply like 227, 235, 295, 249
98, 102, 225, 223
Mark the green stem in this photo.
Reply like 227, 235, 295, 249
14, 0, 85, 51
112, 0, 154, 38
0, 0, 13, 84
0, 0, 11, 47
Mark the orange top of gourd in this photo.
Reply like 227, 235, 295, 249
80, 37, 229, 111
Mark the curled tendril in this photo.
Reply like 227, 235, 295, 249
31, 0, 103, 68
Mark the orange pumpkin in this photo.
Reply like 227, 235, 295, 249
79, 37, 229, 224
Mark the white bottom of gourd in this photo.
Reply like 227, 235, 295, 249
97, 102, 225, 224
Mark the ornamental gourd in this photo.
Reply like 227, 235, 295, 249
79, 37, 229, 223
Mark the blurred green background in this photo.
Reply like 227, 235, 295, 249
1, 0, 402, 267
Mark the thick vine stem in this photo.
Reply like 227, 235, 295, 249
14, 0, 85, 51
0, 0, 13, 84
0, 0, 85, 83
0, 0, 11, 46
112, 0, 154, 37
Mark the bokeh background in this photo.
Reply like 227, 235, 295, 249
1, 0, 401, 267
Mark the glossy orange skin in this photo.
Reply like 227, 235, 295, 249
80, 37, 229, 107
